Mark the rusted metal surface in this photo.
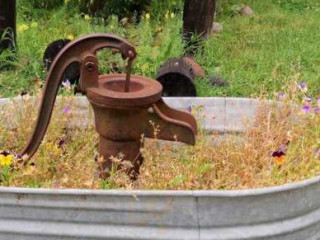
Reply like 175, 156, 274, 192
156, 58, 197, 97
183, 56, 206, 78
21, 34, 197, 178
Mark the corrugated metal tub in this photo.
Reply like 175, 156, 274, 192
0, 97, 319, 240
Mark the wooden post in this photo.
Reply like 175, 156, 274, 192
0, 0, 16, 53
183, 0, 216, 52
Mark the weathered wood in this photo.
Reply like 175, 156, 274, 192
0, 0, 16, 52
183, 0, 216, 50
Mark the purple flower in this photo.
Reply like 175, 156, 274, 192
278, 92, 285, 100
298, 82, 308, 92
0, 150, 10, 157
63, 106, 71, 114
62, 79, 71, 88
302, 105, 311, 113
57, 139, 66, 148
304, 97, 312, 103
314, 106, 320, 114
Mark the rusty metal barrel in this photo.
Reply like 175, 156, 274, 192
156, 58, 197, 97
43, 39, 80, 85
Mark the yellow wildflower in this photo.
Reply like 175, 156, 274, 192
170, 12, 175, 19
17, 24, 29, 33
30, 22, 38, 28
46, 142, 60, 155
67, 34, 74, 40
145, 13, 151, 20
84, 15, 91, 21
165, 11, 169, 19
0, 154, 13, 167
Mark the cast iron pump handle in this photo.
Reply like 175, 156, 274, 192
22, 34, 137, 160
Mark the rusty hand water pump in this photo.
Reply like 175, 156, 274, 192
21, 34, 197, 178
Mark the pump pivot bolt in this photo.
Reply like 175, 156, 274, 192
86, 62, 95, 72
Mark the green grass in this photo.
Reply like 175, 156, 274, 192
196, 0, 320, 97
0, 0, 320, 98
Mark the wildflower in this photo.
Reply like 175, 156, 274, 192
62, 79, 71, 89
63, 106, 71, 114
17, 24, 29, 33
67, 35, 74, 41
298, 82, 308, 93
46, 142, 60, 155
315, 106, 320, 114
302, 105, 311, 113
30, 22, 38, 28
170, 12, 175, 19
0, 151, 13, 167
57, 139, 66, 148
145, 13, 151, 20
15, 154, 22, 160
304, 97, 312, 103
84, 15, 91, 21
277, 92, 285, 100
272, 151, 285, 165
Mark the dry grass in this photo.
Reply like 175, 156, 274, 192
1, 81, 320, 190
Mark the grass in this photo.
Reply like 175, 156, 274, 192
1, 0, 320, 98
196, 0, 320, 97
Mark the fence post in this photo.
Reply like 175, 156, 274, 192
0, 0, 16, 53
183, 0, 216, 52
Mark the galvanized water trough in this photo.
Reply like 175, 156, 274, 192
0, 97, 320, 240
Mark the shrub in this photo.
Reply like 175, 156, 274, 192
29, 0, 64, 9
67, 0, 183, 19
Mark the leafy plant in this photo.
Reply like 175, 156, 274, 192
29, 0, 64, 9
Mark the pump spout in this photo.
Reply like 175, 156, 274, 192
146, 99, 197, 145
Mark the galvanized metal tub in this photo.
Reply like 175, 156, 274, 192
0, 97, 319, 240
